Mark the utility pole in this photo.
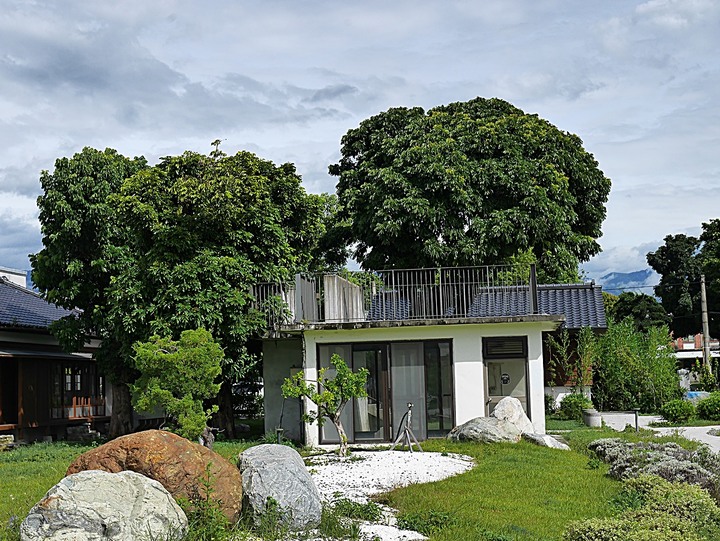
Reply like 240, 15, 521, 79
701, 274, 712, 373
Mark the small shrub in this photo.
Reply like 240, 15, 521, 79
249, 497, 290, 541
317, 504, 361, 541
179, 464, 233, 541
588, 438, 720, 500
565, 475, 720, 541
545, 393, 558, 415
396, 510, 457, 536
557, 394, 593, 422
698, 392, 720, 421
659, 399, 695, 424
332, 498, 382, 522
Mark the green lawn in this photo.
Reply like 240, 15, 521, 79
385, 439, 619, 541
0, 423, 707, 541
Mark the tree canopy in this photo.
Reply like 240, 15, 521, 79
31, 147, 149, 436
31, 145, 328, 437
608, 292, 671, 333
647, 219, 720, 338
328, 97, 611, 282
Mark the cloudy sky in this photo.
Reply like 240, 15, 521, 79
1, 0, 718, 284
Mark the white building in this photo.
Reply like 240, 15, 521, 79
258, 265, 606, 446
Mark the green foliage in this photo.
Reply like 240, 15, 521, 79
179, 463, 234, 541
659, 399, 695, 424
591, 319, 682, 412
557, 394, 594, 422
131, 328, 223, 440
647, 219, 720, 338
608, 292, 671, 333
331, 498, 382, 522
564, 475, 720, 541
32, 144, 332, 437
545, 393, 558, 415
245, 496, 290, 541
396, 510, 458, 536
601, 292, 618, 319
693, 360, 719, 392
546, 328, 594, 393
281, 354, 368, 456
31, 147, 149, 434
329, 97, 611, 281
316, 504, 362, 540
697, 392, 720, 421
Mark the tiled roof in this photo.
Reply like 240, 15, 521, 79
368, 291, 412, 321
0, 278, 78, 329
468, 283, 606, 329
538, 284, 606, 329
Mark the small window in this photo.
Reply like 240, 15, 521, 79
483, 337, 527, 359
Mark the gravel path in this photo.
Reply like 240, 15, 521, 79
306, 450, 474, 541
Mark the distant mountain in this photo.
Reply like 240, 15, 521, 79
597, 268, 659, 296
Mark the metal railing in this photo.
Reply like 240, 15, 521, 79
254, 265, 537, 327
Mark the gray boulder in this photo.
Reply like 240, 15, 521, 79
447, 397, 535, 443
21, 470, 187, 541
522, 433, 571, 450
238, 444, 322, 530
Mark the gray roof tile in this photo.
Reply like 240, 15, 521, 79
0, 278, 78, 329
468, 283, 606, 329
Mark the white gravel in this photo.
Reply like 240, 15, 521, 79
306, 450, 474, 541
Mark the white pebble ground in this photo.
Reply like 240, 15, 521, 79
307, 450, 474, 541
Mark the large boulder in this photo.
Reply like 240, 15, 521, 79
238, 444, 322, 530
67, 429, 242, 523
447, 397, 535, 443
21, 470, 187, 541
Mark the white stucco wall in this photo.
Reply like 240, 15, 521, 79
297, 320, 555, 445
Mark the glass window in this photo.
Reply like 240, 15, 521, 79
391, 342, 426, 441
424, 341, 453, 437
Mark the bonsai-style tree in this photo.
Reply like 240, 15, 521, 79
131, 328, 223, 443
281, 355, 368, 456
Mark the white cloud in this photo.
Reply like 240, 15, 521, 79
0, 0, 718, 276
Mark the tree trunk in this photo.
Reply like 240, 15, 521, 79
332, 416, 349, 456
109, 381, 133, 438
215, 380, 236, 440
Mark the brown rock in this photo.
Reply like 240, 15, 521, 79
66, 429, 242, 523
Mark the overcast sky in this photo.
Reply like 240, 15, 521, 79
1, 0, 718, 282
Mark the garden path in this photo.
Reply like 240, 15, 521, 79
600, 411, 720, 452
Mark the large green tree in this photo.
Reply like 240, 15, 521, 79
32, 145, 329, 439
328, 97, 611, 282
609, 292, 671, 333
108, 148, 326, 437
31, 147, 148, 437
647, 219, 720, 338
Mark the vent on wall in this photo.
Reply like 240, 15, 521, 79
483, 337, 527, 359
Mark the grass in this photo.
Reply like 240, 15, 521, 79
0, 420, 710, 541
0, 441, 94, 537
384, 439, 620, 541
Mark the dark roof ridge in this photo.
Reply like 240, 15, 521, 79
538, 282, 598, 289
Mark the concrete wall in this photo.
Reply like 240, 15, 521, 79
262, 338, 304, 442
295, 321, 554, 445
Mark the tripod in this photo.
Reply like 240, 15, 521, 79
391, 402, 423, 453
